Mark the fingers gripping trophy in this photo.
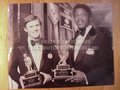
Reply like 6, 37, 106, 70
19, 54, 44, 88
52, 41, 75, 81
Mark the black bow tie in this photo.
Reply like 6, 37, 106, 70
74, 28, 86, 39
31, 39, 42, 46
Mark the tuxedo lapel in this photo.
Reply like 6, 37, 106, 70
39, 46, 45, 71
74, 27, 97, 64
38, 39, 48, 71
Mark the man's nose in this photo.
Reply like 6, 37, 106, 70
33, 26, 38, 31
78, 16, 83, 20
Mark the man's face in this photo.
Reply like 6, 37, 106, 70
24, 19, 41, 40
74, 8, 90, 29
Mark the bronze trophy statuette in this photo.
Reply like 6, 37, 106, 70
19, 54, 44, 88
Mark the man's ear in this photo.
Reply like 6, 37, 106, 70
24, 28, 28, 32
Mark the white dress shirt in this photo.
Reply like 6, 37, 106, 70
74, 25, 92, 61
28, 37, 43, 70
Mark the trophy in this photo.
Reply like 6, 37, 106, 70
19, 54, 44, 88
52, 43, 74, 81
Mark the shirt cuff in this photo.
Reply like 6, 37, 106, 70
83, 73, 88, 85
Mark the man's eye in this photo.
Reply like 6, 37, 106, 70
82, 14, 87, 17
75, 14, 87, 18
29, 26, 33, 28
36, 24, 40, 26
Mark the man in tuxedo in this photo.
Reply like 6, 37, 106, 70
65, 4, 114, 86
9, 14, 60, 88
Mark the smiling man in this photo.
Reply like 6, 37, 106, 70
24, 16, 42, 41
9, 14, 60, 88
65, 4, 114, 86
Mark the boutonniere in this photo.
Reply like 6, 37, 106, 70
86, 48, 95, 55
47, 53, 53, 59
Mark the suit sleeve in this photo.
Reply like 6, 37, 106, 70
9, 47, 21, 85
86, 32, 114, 85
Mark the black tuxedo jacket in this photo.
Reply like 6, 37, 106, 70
9, 39, 60, 88
67, 27, 114, 86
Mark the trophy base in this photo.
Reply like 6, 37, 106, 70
20, 71, 44, 88
52, 64, 74, 80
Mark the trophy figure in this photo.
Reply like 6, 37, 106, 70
52, 43, 74, 80
20, 54, 44, 88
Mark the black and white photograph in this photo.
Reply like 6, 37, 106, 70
8, 3, 114, 89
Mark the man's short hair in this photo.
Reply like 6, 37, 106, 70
23, 14, 41, 27
73, 4, 92, 17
